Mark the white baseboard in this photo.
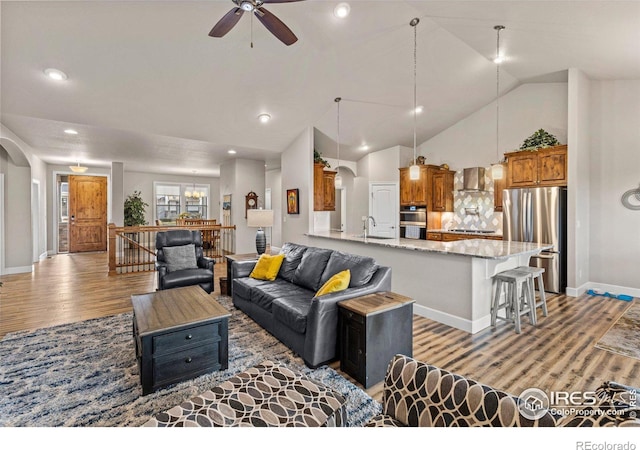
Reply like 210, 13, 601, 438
584, 282, 639, 299
2, 265, 33, 275
412, 303, 490, 334
38, 251, 48, 262
566, 283, 589, 297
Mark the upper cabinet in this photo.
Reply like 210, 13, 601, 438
399, 165, 454, 211
314, 163, 337, 211
399, 166, 428, 206
431, 170, 454, 212
505, 145, 568, 188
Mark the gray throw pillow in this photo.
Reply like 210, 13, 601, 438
163, 244, 198, 272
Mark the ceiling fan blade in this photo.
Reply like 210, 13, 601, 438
208, 8, 244, 38
260, 0, 305, 3
254, 7, 298, 46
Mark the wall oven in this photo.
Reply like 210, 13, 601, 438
399, 206, 426, 239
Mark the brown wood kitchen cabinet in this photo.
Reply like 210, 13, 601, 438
505, 145, 567, 188
314, 163, 337, 211
431, 170, 454, 212
399, 166, 428, 206
400, 165, 453, 211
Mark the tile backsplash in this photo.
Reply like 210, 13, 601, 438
442, 167, 503, 234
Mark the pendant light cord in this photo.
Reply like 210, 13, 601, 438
495, 26, 503, 163
335, 97, 341, 168
413, 19, 418, 164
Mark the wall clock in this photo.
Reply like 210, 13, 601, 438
245, 191, 258, 218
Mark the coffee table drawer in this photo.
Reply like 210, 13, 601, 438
154, 344, 220, 385
153, 322, 220, 355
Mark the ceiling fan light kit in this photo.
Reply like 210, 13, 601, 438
209, 0, 303, 46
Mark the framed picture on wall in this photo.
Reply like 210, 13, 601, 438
286, 189, 299, 214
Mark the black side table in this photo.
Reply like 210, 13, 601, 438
338, 292, 414, 389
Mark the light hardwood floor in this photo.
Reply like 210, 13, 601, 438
1, 252, 638, 402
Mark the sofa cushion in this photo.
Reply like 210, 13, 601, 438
272, 297, 313, 334
278, 243, 308, 282
319, 251, 377, 288
250, 280, 314, 313
233, 277, 272, 300
162, 268, 212, 290
250, 254, 285, 281
315, 270, 350, 297
163, 244, 197, 272
292, 247, 333, 291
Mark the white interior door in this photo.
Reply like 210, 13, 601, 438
369, 183, 398, 238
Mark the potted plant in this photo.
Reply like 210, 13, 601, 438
519, 129, 560, 151
124, 191, 149, 227
314, 150, 330, 168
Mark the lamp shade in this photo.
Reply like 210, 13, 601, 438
247, 209, 274, 228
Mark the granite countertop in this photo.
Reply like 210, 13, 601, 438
306, 231, 551, 260
428, 229, 503, 237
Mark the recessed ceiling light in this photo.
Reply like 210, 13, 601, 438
64, 129, 78, 135
334, 3, 350, 18
415, 105, 424, 114
44, 68, 68, 81
493, 55, 505, 64
258, 113, 271, 124
228, 149, 237, 154
359, 144, 370, 151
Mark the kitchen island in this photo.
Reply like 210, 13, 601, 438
305, 231, 552, 334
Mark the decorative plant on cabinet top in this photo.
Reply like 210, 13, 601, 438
519, 129, 560, 151
124, 191, 149, 226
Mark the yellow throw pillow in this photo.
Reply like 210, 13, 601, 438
249, 254, 285, 281
315, 270, 351, 297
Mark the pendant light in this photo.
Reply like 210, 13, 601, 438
409, 18, 420, 181
334, 97, 343, 188
491, 25, 505, 180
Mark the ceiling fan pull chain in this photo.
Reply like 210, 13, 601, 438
251, 12, 254, 48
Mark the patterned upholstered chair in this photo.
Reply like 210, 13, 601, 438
366, 354, 560, 427
367, 355, 640, 427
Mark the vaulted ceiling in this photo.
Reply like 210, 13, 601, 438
2, 1, 639, 176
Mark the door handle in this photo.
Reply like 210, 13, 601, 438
531, 254, 554, 260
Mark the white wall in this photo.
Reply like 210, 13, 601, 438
124, 171, 220, 226
418, 83, 568, 169
589, 80, 640, 293
266, 168, 282, 247
1, 124, 48, 273
281, 127, 313, 245
218, 158, 265, 254
111, 162, 125, 227
566, 69, 591, 293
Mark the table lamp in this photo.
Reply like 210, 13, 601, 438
247, 209, 274, 255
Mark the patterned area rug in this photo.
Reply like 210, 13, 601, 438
0, 296, 381, 427
595, 301, 640, 360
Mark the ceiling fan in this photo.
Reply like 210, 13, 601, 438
209, 0, 304, 46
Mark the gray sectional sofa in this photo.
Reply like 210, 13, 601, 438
230, 242, 392, 368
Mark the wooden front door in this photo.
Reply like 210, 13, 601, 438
69, 175, 107, 253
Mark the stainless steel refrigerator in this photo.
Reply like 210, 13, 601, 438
503, 186, 567, 293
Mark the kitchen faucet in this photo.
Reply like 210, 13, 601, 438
362, 216, 376, 238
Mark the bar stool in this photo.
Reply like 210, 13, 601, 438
515, 266, 548, 321
491, 269, 536, 333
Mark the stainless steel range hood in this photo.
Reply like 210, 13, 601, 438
460, 167, 487, 192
